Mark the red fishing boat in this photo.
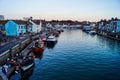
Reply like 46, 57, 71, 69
30, 41, 44, 54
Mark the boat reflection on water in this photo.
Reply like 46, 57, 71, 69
21, 50, 43, 80
46, 41, 57, 49
21, 64, 35, 80
34, 51, 43, 60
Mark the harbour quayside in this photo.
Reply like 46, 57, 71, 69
0, 0, 120, 79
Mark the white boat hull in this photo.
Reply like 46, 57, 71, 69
21, 63, 34, 71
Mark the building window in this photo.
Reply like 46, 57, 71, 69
19, 26, 21, 29
21, 26, 22, 29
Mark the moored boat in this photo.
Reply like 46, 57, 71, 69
41, 35, 47, 43
61, 29, 64, 32
47, 35, 57, 44
21, 63, 34, 71
21, 56, 34, 71
42, 38, 47, 42
89, 30, 96, 35
54, 32, 60, 37
57, 30, 61, 34
30, 41, 44, 54
21, 64, 34, 80
30, 47, 44, 54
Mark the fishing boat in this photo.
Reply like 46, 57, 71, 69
21, 57, 34, 71
61, 29, 64, 32
21, 63, 34, 71
21, 64, 34, 80
41, 37, 47, 43
30, 41, 44, 54
30, 47, 44, 54
54, 31, 60, 37
41, 35, 47, 43
47, 35, 57, 44
89, 30, 96, 35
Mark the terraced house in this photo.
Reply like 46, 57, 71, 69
109, 20, 120, 33
97, 18, 120, 39
5, 20, 28, 36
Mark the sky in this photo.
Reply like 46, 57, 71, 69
0, 0, 120, 21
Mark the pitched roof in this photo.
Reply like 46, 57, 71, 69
13, 20, 27, 25
0, 20, 9, 25
32, 20, 40, 25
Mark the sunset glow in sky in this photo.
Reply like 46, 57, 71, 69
0, 0, 120, 21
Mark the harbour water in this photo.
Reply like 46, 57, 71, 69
29, 30, 120, 80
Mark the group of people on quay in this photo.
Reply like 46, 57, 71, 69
0, 51, 35, 80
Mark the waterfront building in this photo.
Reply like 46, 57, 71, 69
98, 20, 106, 31
98, 19, 120, 33
0, 20, 8, 31
98, 21, 103, 30
41, 20, 47, 31
5, 20, 27, 36
97, 20, 110, 34
46, 23, 54, 31
29, 20, 42, 33
109, 20, 120, 33
96, 18, 120, 39
90, 22, 96, 30
82, 24, 91, 31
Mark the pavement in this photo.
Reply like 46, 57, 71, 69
0, 35, 29, 54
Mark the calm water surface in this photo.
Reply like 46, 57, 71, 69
29, 30, 120, 80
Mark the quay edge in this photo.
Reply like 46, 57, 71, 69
0, 34, 39, 66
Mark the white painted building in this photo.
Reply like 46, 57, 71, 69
30, 20, 42, 33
